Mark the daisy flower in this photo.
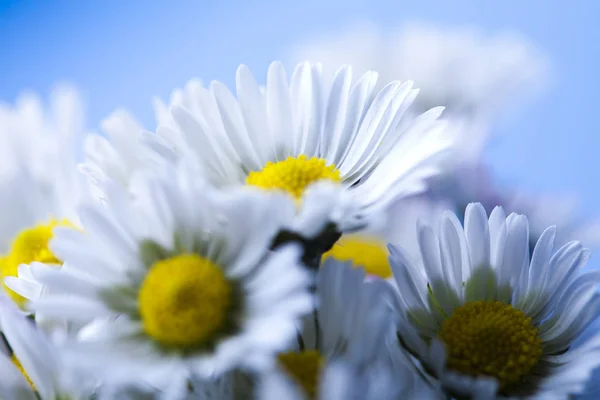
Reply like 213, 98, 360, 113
290, 22, 549, 161
387, 203, 600, 398
25, 160, 313, 390
0, 86, 87, 308
262, 259, 431, 399
145, 61, 453, 234
0, 294, 94, 400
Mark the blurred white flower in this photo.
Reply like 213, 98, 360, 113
259, 259, 435, 399
0, 86, 89, 310
290, 22, 550, 161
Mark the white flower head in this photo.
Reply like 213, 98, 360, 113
0, 293, 94, 400
260, 259, 431, 399
147, 61, 453, 234
290, 22, 550, 161
24, 160, 313, 390
0, 86, 89, 309
388, 203, 600, 399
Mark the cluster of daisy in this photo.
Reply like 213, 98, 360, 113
0, 27, 598, 400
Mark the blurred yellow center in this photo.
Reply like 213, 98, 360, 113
438, 300, 542, 388
0, 220, 67, 306
278, 350, 323, 399
246, 155, 341, 199
322, 235, 392, 278
138, 254, 232, 349
11, 354, 36, 390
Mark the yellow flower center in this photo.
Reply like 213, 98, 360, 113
278, 350, 323, 399
322, 235, 391, 278
246, 155, 341, 200
138, 253, 233, 349
438, 300, 543, 388
0, 220, 67, 306
11, 354, 36, 390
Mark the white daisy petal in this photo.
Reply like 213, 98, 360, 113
463, 202, 490, 282
300, 64, 325, 157
439, 210, 468, 298
388, 245, 430, 313
3, 276, 42, 301
418, 222, 459, 316
321, 65, 352, 161
211, 80, 262, 171
488, 206, 506, 253
344, 81, 416, 180
27, 264, 101, 300
31, 295, 113, 321
497, 213, 528, 302
341, 80, 408, 179
266, 61, 295, 159
535, 243, 589, 320
331, 70, 378, 166
516, 225, 556, 314
236, 64, 274, 164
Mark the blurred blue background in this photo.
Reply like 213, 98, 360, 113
0, 0, 598, 217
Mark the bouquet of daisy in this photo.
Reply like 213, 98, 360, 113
0, 23, 598, 400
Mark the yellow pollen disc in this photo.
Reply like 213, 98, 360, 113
438, 300, 543, 388
278, 350, 323, 399
0, 220, 67, 306
322, 235, 391, 278
138, 253, 232, 349
245, 155, 341, 200
11, 354, 36, 390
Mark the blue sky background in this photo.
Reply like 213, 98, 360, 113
1, 0, 599, 218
